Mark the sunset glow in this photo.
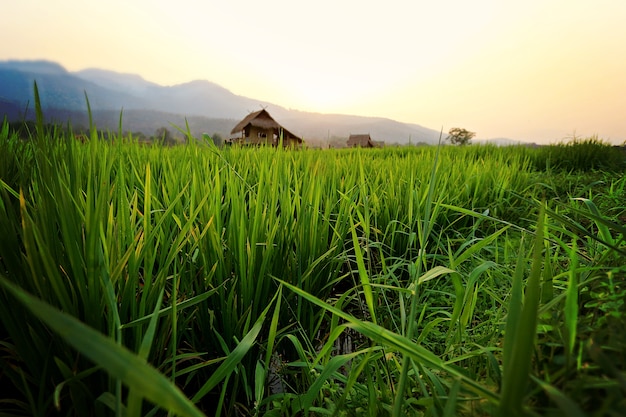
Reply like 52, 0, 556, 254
2, 0, 625, 143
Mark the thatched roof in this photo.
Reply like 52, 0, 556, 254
230, 109, 301, 142
347, 134, 375, 147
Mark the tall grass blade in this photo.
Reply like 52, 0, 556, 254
127, 289, 165, 416
499, 205, 546, 417
120, 286, 221, 329
101, 264, 124, 417
277, 279, 498, 402
564, 237, 579, 362
531, 377, 586, 417
418, 266, 456, 285
84, 91, 96, 141
33, 81, 44, 142
393, 128, 444, 416
349, 216, 377, 325
0, 276, 204, 417
573, 198, 615, 247
191, 293, 276, 403
301, 350, 367, 412
502, 238, 526, 378
442, 378, 461, 417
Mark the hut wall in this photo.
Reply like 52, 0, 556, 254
245, 125, 273, 145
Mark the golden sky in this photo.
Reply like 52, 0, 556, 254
2, 0, 625, 143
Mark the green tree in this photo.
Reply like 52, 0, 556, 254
446, 127, 475, 146
211, 132, 223, 147
155, 127, 175, 146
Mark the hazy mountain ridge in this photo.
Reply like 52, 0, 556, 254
0, 60, 145, 111
1, 59, 444, 144
74, 68, 158, 95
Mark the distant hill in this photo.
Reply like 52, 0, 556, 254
74, 68, 158, 95
280, 111, 442, 146
0, 59, 442, 144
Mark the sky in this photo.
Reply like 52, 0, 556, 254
2, 0, 626, 144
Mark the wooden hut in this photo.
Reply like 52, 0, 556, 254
228, 109, 302, 147
347, 134, 378, 148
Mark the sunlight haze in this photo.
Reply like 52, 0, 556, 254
2, 0, 625, 143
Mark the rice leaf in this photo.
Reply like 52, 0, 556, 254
499, 205, 546, 416
565, 237, 579, 361
277, 278, 498, 402
191, 293, 276, 403
418, 266, 456, 285
532, 377, 586, 417
349, 216, 377, 325
0, 276, 204, 417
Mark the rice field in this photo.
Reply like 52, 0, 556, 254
0, 117, 625, 416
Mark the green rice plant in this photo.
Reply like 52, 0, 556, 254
492, 188, 625, 415
0, 276, 204, 417
277, 278, 499, 407
499, 204, 545, 417
391, 133, 444, 417
5, 96, 625, 416
529, 136, 626, 172
564, 237, 579, 363
535, 196, 625, 414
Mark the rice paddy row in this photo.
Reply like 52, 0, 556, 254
1, 123, 624, 416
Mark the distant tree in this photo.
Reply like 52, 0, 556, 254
155, 127, 175, 145
211, 132, 223, 147
446, 127, 475, 146
132, 131, 148, 143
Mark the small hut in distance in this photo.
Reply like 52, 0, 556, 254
228, 109, 302, 147
347, 134, 382, 148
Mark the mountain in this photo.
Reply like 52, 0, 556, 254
280, 111, 441, 145
74, 68, 158, 95
0, 59, 442, 144
0, 60, 68, 75
0, 60, 144, 111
